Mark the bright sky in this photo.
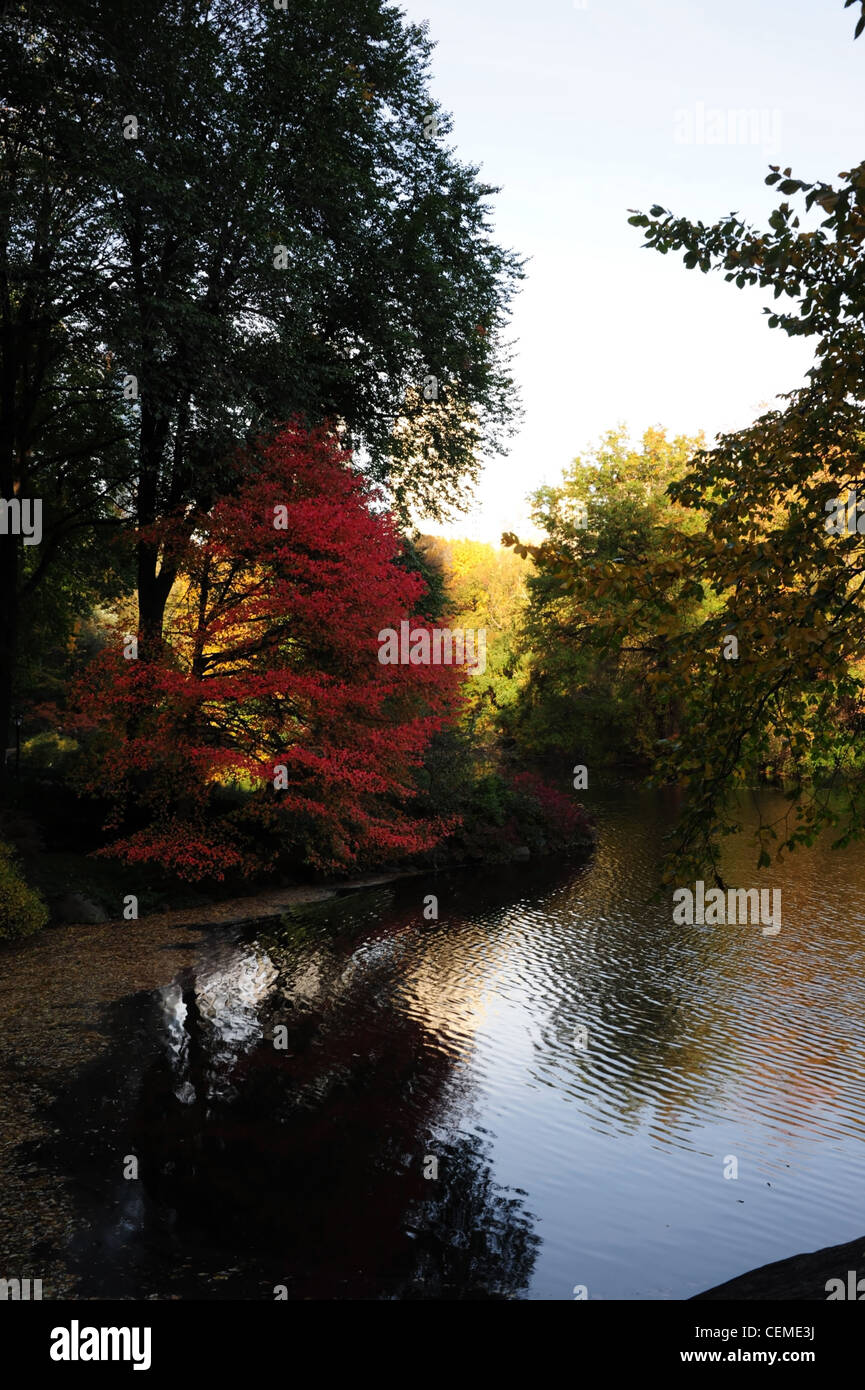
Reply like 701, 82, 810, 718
403, 0, 865, 542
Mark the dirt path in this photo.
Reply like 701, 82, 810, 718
61, 868, 427, 930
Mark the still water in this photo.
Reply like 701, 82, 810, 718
2, 782, 864, 1299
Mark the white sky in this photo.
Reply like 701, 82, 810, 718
403, 0, 865, 542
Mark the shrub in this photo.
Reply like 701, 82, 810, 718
0, 842, 50, 941
507, 770, 592, 855
20, 731, 80, 776
415, 733, 593, 865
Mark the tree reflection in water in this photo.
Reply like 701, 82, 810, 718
33, 916, 540, 1300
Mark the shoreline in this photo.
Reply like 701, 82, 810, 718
52, 864, 434, 932
46, 841, 596, 933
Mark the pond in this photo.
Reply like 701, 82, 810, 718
1, 780, 864, 1299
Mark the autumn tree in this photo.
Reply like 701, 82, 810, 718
71, 423, 462, 880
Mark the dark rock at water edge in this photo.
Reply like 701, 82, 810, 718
694, 1235, 865, 1300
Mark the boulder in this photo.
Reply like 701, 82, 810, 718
53, 892, 108, 924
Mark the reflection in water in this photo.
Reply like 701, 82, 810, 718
158, 947, 279, 1104
34, 904, 541, 1299
10, 783, 865, 1298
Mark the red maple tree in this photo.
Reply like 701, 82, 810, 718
72, 423, 463, 880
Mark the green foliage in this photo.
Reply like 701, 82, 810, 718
396, 532, 450, 621
19, 732, 81, 776
847, 0, 865, 41
504, 427, 710, 765
605, 10, 865, 878
0, 841, 49, 941
417, 535, 532, 738
414, 728, 592, 865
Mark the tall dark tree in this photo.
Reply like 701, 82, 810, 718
0, 0, 522, 768
0, 8, 132, 778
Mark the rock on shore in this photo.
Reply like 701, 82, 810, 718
693, 1235, 865, 1300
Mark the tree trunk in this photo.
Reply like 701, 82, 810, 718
135, 403, 175, 657
0, 535, 17, 794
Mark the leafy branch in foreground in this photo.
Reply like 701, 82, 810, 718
551, 175, 865, 874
